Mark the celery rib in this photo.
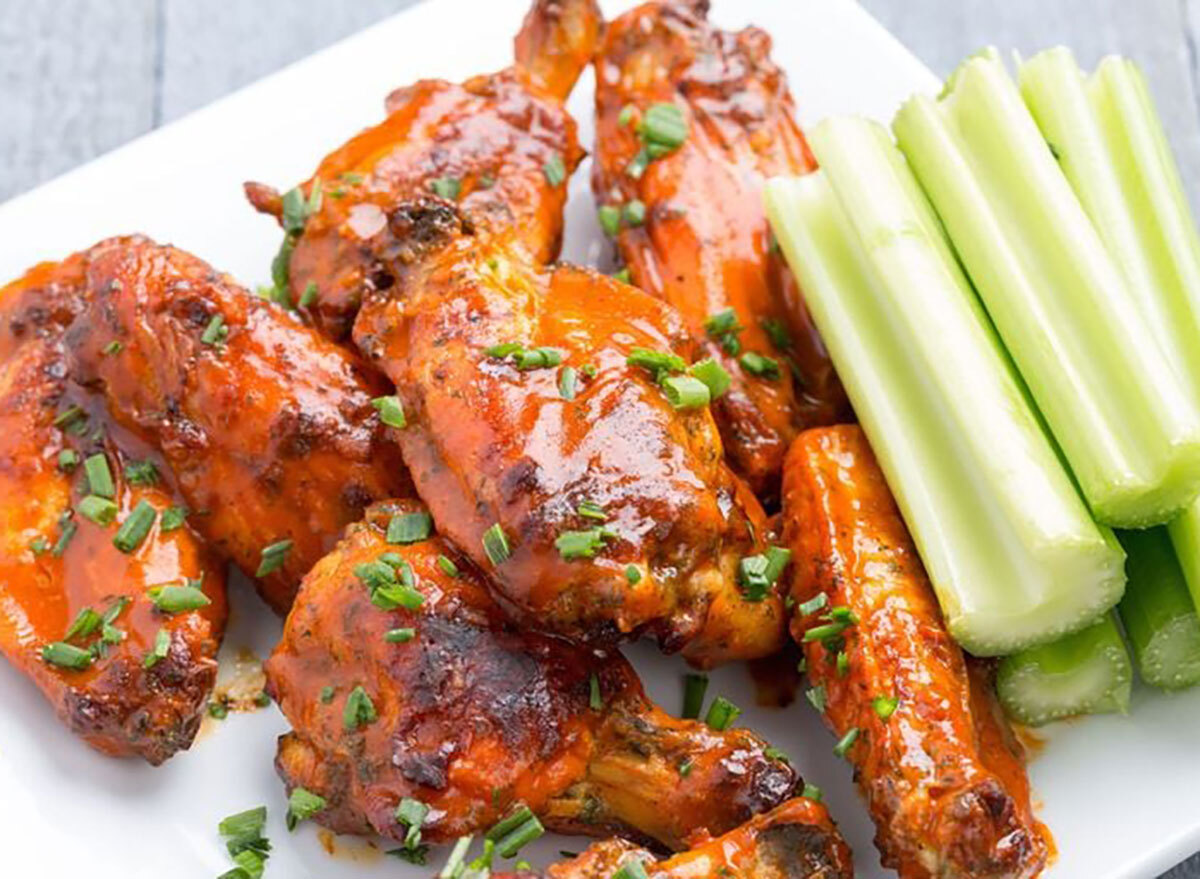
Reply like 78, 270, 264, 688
764, 117, 1125, 656
997, 613, 1132, 727
892, 51, 1200, 528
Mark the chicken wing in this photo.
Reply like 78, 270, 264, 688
781, 425, 1047, 879
0, 248, 226, 764
491, 798, 853, 879
592, 0, 850, 497
266, 500, 799, 850
63, 237, 411, 613
244, 0, 601, 341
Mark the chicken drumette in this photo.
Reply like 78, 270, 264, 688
266, 500, 802, 851
0, 245, 226, 764
592, 0, 851, 497
64, 237, 411, 613
249, 0, 786, 664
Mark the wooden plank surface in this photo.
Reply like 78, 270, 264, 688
1, 0, 1198, 875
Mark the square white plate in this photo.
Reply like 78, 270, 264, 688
0, 1, 1195, 877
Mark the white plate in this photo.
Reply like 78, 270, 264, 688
0, 1, 1195, 877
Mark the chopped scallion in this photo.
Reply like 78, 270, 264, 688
84, 453, 115, 499
113, 500, 157, 553
372, 395, 407, 429
387, 511, 432, 544
482, 523, 511, 565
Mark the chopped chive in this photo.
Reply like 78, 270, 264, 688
218, 806, 269, 863
57, 449, 79, 472
299, 281, 319, 309
625, 564, 642, 585
555, 527, 614, 560
737, 554, 772, 601
613, 267, 631, 284
102, 596, 129, 626
622, 199, 646, 227
64, 607, 102, 641
764, 745, 791, 764
51, 517, 78, 557
281, 186, 309, 232
589, 672, 603, 711
144, 627, 171, 669
806, 684, 827, 712
396, 797, 430, 849
613, 858, 649, 879
78, 494, 118, 526
369, 579, 424, 611
52, 405, 86, 429
688, 358, 731, 399
42, 641, 92, 670
543, 154, 566, 187
29, 536, 49, 555
149, 582, 211, 614
286, 787, 327, 831
739, 350, 781, 379
682, 672, 709, 719
873, 696, 899, 720
387, 511, 432, 544
625, 147, 650, 180
678, 758, 693, 777
803, 621, 849, 643
833, 727, 860, 759
638, 102, 688, 151
836, 651, 850, 677
201, 314, 228, 346
626, 347, 686, 377
618, 104, 636, 127
482, 523, 511, 565
797, 593, 828, 616
160, 506, 188, 532
113, 500, 156, 553
829, 606, 859, 624
761, 317, 792, 351
372, 395, 407, 429
703, 695, 741, 731
386, 627, 416, 643
660, 374, 710, 410
486, 805, 544, 858
514, 347, 564, 370
559, 365, 578, 400
123, 459, 159, 486
598, 205, 621, 237
436, 554, 460, 578
485, 342, 523, 358
84, 453, 115, 499
430, 176, 461, 201
439, 836, 474, 879
576, 500, 607, 521
802, 782, 824, 802
256, 539, 293, 577
319, 685, 335, 704
343, 685, 377, 730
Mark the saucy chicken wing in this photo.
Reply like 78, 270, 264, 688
0, 247, 226, 764
266, 500, 800, 850
781, 426, 1048, 879
64, 237, 411, 613
491, 798, 853, 879
592, 0, 850, 497
244, 0, 601, 341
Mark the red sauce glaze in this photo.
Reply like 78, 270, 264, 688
781, 426, 1048, 879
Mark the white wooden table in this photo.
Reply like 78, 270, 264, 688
2, 0, 1196, 875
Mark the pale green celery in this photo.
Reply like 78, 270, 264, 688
764, 116, 1125, 657
1020, 48, 1200, 409
893, 51, 1200, 528
997, 613, 1132, 726
1169, 497, 1200, 617
1117, 528, 1200, 690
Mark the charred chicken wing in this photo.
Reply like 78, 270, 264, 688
492, 797, 853, 879
782, 426, 1048, 879
266, 500, 800, 850
0, 247, 226, 764
592, 0, 850, 496
245, 0, 601, 340
64, 237, 411, 614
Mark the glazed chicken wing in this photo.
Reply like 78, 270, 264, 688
0, 248, 226, 764
266, 501, 800, 850
492, 798, 853, 879
63, 237, 411, 613
244, 0, 601, 340
592, 0, 850, 496
782, 426, 1048, 879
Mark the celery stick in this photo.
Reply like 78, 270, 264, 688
1169, 497, 1200, 618
893, 51, 1200, 528
1020, 49, 1200, 408
1117, 528, 1200, 690
764, 117, 1125, 657
997, 613, 1132, 726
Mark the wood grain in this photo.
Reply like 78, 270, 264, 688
1, 0, 1199, 875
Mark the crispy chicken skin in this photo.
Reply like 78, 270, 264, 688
352, 207, 783, 663
0, 248, 226, 764
493, 798, 853, 879
64, 237, 411, 613
592, 0, 850, 497
781, 426, 1048, 879
267, 501, 799, 850
244, 0, 601, 341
